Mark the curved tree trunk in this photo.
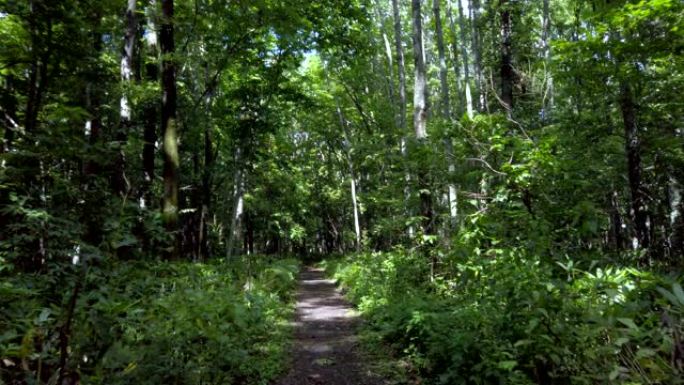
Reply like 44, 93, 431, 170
160, 0, 180, 259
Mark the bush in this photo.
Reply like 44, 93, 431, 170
327, 251, 683, 384
0, 257, 299, 385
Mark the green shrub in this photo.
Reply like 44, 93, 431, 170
0, 257, 299, 385
327, 252, 683, 385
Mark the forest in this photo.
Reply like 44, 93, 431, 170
0, 0, 683, 384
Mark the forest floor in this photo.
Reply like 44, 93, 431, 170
275, 266, 404, 385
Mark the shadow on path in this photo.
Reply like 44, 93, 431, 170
275, 267, 385, 385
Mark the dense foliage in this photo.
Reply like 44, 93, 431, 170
1, 257, 298, 384
326, 252, 683, 384
2, 0, 683, 383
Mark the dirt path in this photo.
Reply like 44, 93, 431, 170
275, 267, 386, 385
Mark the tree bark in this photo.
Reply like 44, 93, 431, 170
469, 0, 486, 112
456, 0, 473, 117
433, 0, 450, 120
160, 0, 180, 259
226, 148, 244, 258
392, 0, 408, 134
412, 0, 429, 140
199, 63, 214, 260
541, 0, 553, 123
113, 0, 137, 197
1, 76, 18, 153
433, 0, 458, 225
619, 82, 651, 255
500, 0, 513, 114
336, 99, 362, 252
391, 0, 414, 238
142, 0, 159, 208
412, 0, 433, 237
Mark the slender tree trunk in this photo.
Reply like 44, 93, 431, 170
1, 76, 18, 153
412, 0, 433, 237
374, 1, 396, 105
412, 0, 429, 140
382, 33, 396, 105
142, 0, 159, 208
456, 0, 473, 117
610, 190, 624, 251
350, 175, 361, 251
470, 0, 486, 112
392, 0, 407, 133
226, 148, 243, 258
113, 0, 137, 196
445, 2, 462, 114
199, 63, 214, 260
500, 0, 514, 114
667, 171, 684, 259
619, 82, 651, 256
391, 0, 414, 238
160, 0, 180, 259
541, 0, 553, 123
433, 0, 458, 226
25, 2, 52, 136
336, 100, 362, 252
433, 0, 450, 120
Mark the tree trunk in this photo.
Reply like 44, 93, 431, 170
433, 0, 458, 226
456, 0, 473, 117
1, 76, 18, 153
391, 0, 414, 238
199, 63, 214, 261
392, 0, 408, 134
142, 0, 159, 208
610, 190, 624, 251
433, 0, 450, 120
160, 0, 180, 259
619, 82, 650, 257
541, 0, 553, 123
445, 2, 462, 114
500, 0, 513, 114
412, 0, 433, 237
412, 0, 429, 140
335, 99, 362, 252
113, 0, 137, 197
226, 148, 244, 258
469, 0, 486, 112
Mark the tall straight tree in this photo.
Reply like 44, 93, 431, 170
142, 0, 159, 207
412, 0, 432, 235
160, 0, 180, 258
113, 0, 137, 196
540, 0, 553, 122
470, 0, 486, 112
391, 0, 408, 135
499, 0, 513, 114
620, 81, 651, 254
391, 0, 414, 237
433, 0, 458, 223
412, 0, 428, 140
456, 0, 473, 117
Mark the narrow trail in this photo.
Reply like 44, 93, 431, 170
276, 267, 386, 385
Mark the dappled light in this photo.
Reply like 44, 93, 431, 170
1, 0, 683, 384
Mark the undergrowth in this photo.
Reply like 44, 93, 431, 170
0, 257, 299, 385
324, 251, 683, 385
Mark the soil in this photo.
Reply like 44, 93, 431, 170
275, 266, 388, 385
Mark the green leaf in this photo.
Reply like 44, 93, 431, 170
497, 360, 517, 371
656, 286, 681, 307
617, 318, 638, 330
672, 283, 684, 306
636, 348, 656, 358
